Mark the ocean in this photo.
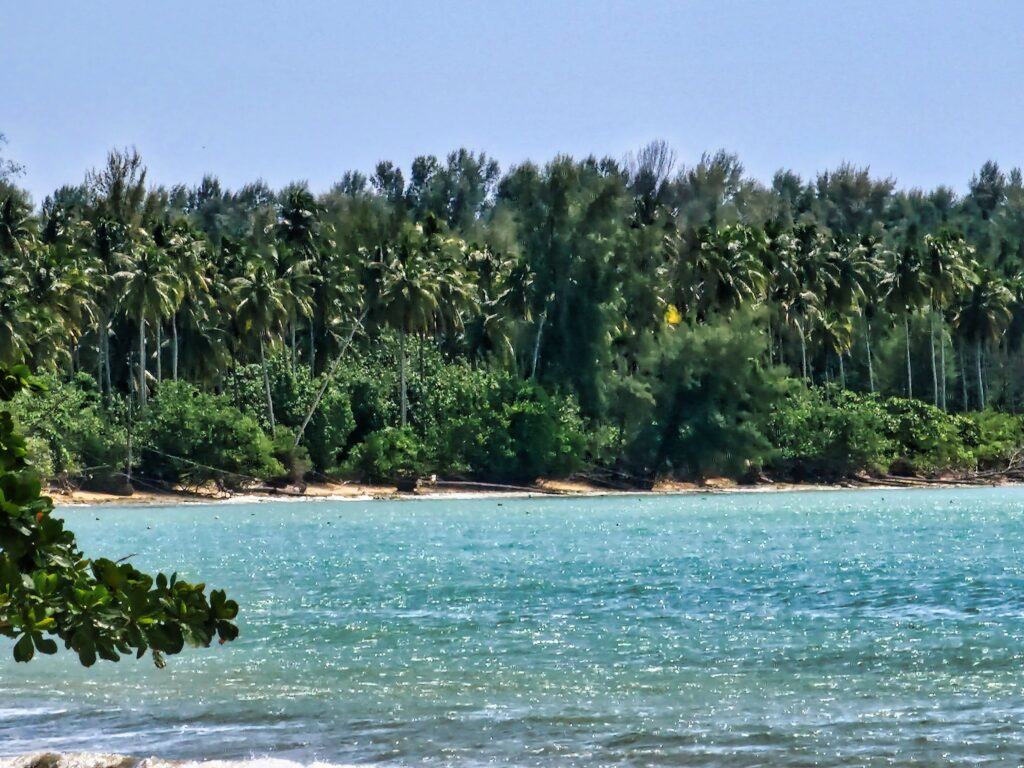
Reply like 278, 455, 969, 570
3, 488, 1024, 765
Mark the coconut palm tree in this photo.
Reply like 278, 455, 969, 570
954, 271, 1012, 409
923, 231, 976, 409
881, 243, 929, 398
163, 225, 211, 381
374, 223, 443, 427
115, 239, 182, 409
693, 224, 767, 318
0, 193, 35, 258
231, 251, 291, 430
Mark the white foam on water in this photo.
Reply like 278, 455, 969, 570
0, 757, 363, 768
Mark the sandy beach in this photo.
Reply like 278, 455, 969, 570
45, 474, 1004, 507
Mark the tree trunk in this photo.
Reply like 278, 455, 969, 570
138, 318, 147, 410
838, 351, 846, 389
531, 309, 548, 380
766, 313, 774, 365
260, 335, 276, 431
904, 313, 913, 399
418, 333, 424, 379
96, 338, 104, 398
929, 308, 938, 407
798, 320, 808, 383
939, 315, 947, 411
863, 313, 875, 394
172, 316, 179, 381
960, 342, 968, 411
290, 321, 297, 374
976, 338, 985, 410
399, 328, 408, 428
294, 307, 368, 447
156, 323, 162, 383
102, 316, 112, 400
308, 321, 315, 377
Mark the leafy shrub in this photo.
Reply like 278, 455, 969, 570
966, 410, 1024, 470
340, 426, 427, 483
479, 382, 587, 482
623, 315, 784, 480
881, 397, 975, 475
767, 386, 894, 479
139, 382, 282, 489
271, 426, 313, 484
226, 354, 355, 472
9, 373, 125, 487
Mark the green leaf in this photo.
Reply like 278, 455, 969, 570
13, 633, 34, 662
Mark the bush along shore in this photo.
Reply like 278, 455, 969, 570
11, 342, 1024, 499
6, 142, 1024, 493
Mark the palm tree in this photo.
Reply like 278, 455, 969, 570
782, 289, 822, 382
375, 223, 443, 427
954, 271, 1012, 409
693, 224, 767, 318
816, 312, 855, 387
923, 231, 976, 409
881, 243, 929, 399
231, 251, 291, 430
115, 240, 182, 409
0, 194, 35, 258
164, 226, 210, 381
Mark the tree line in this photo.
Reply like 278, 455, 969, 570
4, 135, 1024, 486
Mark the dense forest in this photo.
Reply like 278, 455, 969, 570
4, 133, 1024, 491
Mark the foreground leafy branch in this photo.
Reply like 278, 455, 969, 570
0, 364, 238, 667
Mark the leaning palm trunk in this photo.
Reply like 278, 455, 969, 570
260, 335, 275, 431
138, 318, 147, 409
929, 308, 938, 407
904, 314, 913, 399
101, 313, 113, 399
838, 352, 846, 389
290, 321, 297, 374
797, 320, 808, 383
96, 338, 104, 398
959, 342, 968, 411
172, 316, 179, 381
976, 338, 985, 410
939, 316, 947, 411
294, 308, 367, 447
862, 312, 875, 394
308, 322, 315, 378
399, 328, 408, 428
530, 309, 548, 380
156, 323, 162, 383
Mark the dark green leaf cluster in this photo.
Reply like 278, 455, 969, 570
0, 365, 238, 666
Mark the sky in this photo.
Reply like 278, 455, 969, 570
5, 1, 1024, 203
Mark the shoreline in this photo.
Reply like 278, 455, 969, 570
46, 475, 1018, 507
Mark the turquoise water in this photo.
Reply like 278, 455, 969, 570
3, 489, 1024, 765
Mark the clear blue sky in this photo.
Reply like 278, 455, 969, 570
5, 1, 1024, 202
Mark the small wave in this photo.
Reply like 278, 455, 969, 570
0, 755, 363, 768
0, 708, 68, 721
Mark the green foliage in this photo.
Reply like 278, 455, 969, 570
967, 410, 1024, 470
881, 397, 976, 474
272, 426, 312, 484
8, 372, 125, 487
228, 355, 355, 472
480, 383, 587, 482
0, 364, 238, 666
139, 381, 282, 489
9, 143, 1024, 490
623, 315, 784, 479
767, 386, 895, 479
341, 427, 427, 484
